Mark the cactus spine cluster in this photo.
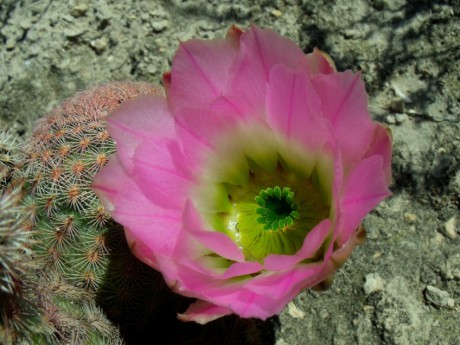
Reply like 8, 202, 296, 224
0, 127, 123, 344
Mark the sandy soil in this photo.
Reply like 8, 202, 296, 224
1, 0, 459, 344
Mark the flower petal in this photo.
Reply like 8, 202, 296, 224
178, 300, 233, 324
183, 201, 245, 262
92, 156, 183, 267
312, 71, 375, 169
179, 257, 263, 281
263, 219, 332, 271
266, 64, 331, 150
338, 155, 391, 245
130, 141, 193, 209
245, 263, 327, 302
168, 37, 242, 117
106, 94, 175, 172
305, 48, 337, 74
227, 25, 311, 118
363, 123, 392, 184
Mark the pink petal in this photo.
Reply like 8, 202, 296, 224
312, 71, 375, 169
114, 207, 182, 258
92, 156, 183, 261
305, 48, 337, 74
106, 94, 175, 172
266, 64, 331, 150
130, 141, 193, 209
227, 288, 279, 318
172, 262, 298, 319
182, 257, 263, 280
328, 225, 365, 270
227, 25, 311, 118
173, 108, 240, 168
183, 201, 245, 262
178, 300, 233, 324
363, 123, 392, 184
220, 261, 263, 279
263, 219, 332, 270
245, 264, 327, 302
91, 156, 124, 213
168, 38, 242, 117
173, 116, 216, 172
188, 282, 279, 319
338, 155, 391, 245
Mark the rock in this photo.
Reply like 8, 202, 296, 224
364, 273, 385, 295
90, 38, 108, 53
287, 301, 305, 319
64, 27, 87, 38
444, 254, 460, 280
151, 20, 170, 33
370, 276, 434, 344
386, 114, 396, 124
424, 286, 455, 308
270, 9, 283, 17
71, 3, 88, 17
404, 212, 417, 223
395, 113, 409, 124
444, 217, 457, 239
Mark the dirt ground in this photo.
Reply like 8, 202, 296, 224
1, 1, 459, 344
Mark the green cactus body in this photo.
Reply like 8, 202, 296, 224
0, 134, 124, 344
24, 82, 158, 288
0, 128, 24, 189
2, 269, 124, 345
21, 82, 176, 341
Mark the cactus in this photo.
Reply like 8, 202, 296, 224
0, 180, 123, 344
0, 128, 23, 188
19, 81, 176, 341
0, 188, 31, 303
24, 81, 162, 289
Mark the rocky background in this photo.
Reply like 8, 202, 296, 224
0, 0, 459, 344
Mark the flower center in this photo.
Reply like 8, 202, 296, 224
255, 186, 299, 231
192, 122, 333, 262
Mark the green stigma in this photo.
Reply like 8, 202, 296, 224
255, 186, 299, 231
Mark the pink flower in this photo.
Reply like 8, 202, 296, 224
92, 25, 392, 324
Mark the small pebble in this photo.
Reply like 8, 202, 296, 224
372, 251, 383, 259
71, 3, 88, 17
64, 27, 87, 38
287, 301, 305, 319
363, 273, 385, 295
319, 308, 329, 319
424, 285, 454, 308
151, 20, 170, 33
444, 217, 457, 239
90, 38, 108, 53
430, 232, 445, 246
271, 9, 282, 17
275, 339, 289, 345
386, 115, 396, 124
395, 113, 409, 123
5, 38, 16, 50
404, 212, 417, 223
363, 305, 374, 312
